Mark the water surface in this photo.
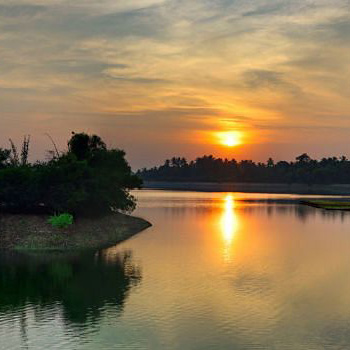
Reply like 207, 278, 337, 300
1, 190, 350, 349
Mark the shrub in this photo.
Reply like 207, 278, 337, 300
0, 132, 142, 217
48, 213, 74, 228
0, 166, 40, 211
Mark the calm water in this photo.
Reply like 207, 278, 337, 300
2, 190, 350, 349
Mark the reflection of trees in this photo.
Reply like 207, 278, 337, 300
158, 199, 350, 223
238, 200, 350, 223
0, 250, 141, 326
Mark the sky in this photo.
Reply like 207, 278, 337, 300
0, 0, 349, 168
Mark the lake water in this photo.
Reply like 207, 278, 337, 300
2, 190, 350, 349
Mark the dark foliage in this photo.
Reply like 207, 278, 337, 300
138, 154, 350, 185
0, 166, 40, 211
0, 148, 11, 168
68, 132, 106, 161
0, 133, 142, 216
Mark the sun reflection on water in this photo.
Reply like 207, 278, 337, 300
220, 194, 239, 261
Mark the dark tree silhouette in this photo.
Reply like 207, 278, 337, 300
68, 132, 106, 161
0, 132, 141, 215
296, 153, 311, 163
138, 153, 350, 185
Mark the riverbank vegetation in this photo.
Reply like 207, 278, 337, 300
138, 154, 350, 184
0, 132, 141, 216
0, 132, 150, 250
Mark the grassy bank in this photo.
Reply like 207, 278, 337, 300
0, 212, 151, 251
301, 200, 350, 210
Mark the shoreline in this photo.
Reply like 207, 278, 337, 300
0, 212, 151, 251
143, 181, 350, 195
301, 200, 350, 210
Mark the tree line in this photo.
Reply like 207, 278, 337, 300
0, 132, 141, 216
137, 153, 350, 184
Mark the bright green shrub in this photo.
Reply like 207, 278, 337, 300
48, 213, 74, 228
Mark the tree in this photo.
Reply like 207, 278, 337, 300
68, 132, 106, 161
40, 134, 141, 215
296, 153, 311, 163
267, 158, 274, 167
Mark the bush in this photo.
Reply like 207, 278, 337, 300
0, 166, 41, 212
0, 132, 142, 217
48, 213, 74, 228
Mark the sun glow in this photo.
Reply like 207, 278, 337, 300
217, 131, 242, 147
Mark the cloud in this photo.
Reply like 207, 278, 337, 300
0, 4, 46, 18
242, 2, 288, 17
0, 0, 349, 166
242, 69, 301, 96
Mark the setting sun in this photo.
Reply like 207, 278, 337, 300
217, 131, 242, 147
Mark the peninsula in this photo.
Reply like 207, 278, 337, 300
0, 132, 150, 250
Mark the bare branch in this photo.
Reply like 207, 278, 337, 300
45, 133, 60, 158
9, 138, 19, 166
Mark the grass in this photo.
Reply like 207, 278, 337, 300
48, 213, 74, 228
301, 200, 350, 210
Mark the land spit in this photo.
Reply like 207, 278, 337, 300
0, 212, 151, 250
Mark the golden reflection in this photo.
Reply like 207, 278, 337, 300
220, 194, 239, 261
